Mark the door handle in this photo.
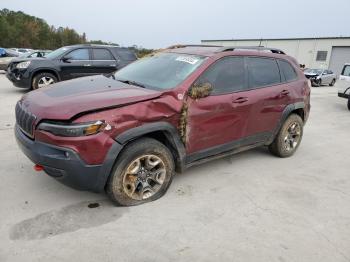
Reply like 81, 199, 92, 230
83, 64, 91, 67
232, 97, 248, 104
280, 90, 290, 96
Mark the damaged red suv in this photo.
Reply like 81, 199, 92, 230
15, 45, 310, 206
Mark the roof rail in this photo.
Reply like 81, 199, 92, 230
217, 46, 286, 54
166, 44, 222, 49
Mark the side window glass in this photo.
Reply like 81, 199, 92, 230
248, 57, 281, 88
67, 48, 89, 60
342, 65, 350, 76
93, 49, 114, 60
196, 57, 246, 95
278, 59, 298, 82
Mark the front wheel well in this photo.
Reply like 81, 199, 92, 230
291, 108, 305, 122
31, 70, 60, 87
117, 130, 185, 173
145, 131, 184, 172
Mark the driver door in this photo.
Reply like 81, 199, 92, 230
60, 48, 93, 80
186, 56, 252, 156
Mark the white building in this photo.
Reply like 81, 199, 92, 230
201, 37, 350, 75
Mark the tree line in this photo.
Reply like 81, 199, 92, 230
0, 9, 153, 57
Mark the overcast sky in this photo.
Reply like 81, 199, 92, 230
1, 0, 350, 48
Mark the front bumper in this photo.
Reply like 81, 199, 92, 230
15, 125, 123, 192
6, 67, 32, 88
338, 87, 350, 99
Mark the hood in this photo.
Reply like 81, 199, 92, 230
11, 57, 46, 63
304, 73, 319, 79
21, 75, 162, 121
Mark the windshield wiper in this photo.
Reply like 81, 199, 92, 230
116, 78, 146, 89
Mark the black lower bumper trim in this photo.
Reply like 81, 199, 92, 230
6, 71, 31, 88
338, 92, 349, 99
15, 125, 123, 192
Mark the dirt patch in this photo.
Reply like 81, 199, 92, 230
10, 200, 128, 240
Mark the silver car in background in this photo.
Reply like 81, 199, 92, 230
304, 68, 337, 87
0, 49, 20, 71
0, 50, 51, 71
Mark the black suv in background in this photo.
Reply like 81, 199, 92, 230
6, 44, 137, 89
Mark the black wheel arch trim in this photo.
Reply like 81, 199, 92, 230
115, 122, 186, 172
269, 102, 305, 144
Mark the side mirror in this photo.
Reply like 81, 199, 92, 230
188, 82, 213, 99
62, 56, 72, 63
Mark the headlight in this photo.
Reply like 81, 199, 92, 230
16, 61, 31, 69
38, 120, 107, 137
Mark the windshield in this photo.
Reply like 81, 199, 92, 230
305, 69, 323, 75
114, 53, 206, 90
45, 47, 70, 59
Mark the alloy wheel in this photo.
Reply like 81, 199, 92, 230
283, 122, 301, 152
37, 76, 55, 88
122, 154, 166, 200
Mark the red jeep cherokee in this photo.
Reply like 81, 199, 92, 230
15, 45, 311, 206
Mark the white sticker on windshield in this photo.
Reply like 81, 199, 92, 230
176, 56, 199, 65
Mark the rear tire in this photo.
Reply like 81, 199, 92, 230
106, 138, 175, 206
329, 79, 336, 86
32, 72, 57, 90
347, 97, 350, 111
269, 114, 304, 158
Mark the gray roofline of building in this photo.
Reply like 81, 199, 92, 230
201, 36, 350, 42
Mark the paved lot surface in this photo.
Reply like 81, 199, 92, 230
0, 71, 349, 262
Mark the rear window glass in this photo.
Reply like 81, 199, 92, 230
247, 57, 281, 88
93, 49, 114, 60
115, 49, 137, 61
278, 60, 298, 82
342, 65, 350, 76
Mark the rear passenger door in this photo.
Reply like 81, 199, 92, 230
91, 48, 118, 75
245, 57, 291, 137
324, 70, 333, 84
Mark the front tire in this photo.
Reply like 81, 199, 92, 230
32, 72, 58, 90
347, 97, 350, 111
269, 114, 304, 158
106, 138, 175, 206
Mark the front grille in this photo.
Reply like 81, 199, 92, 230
305, 75, 316, 79
15, 102, 37, 138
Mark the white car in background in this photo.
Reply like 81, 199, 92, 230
10, 48, 33, 53
338, 63, 350, 110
